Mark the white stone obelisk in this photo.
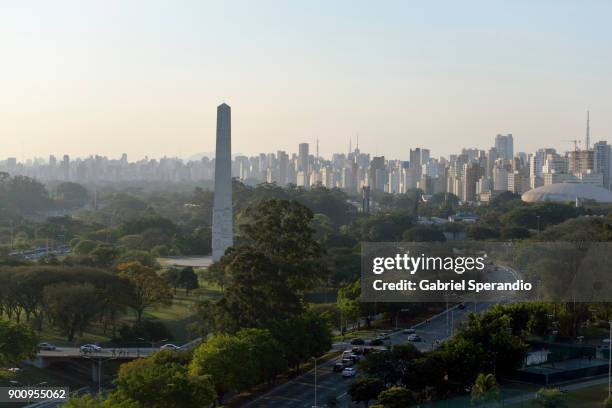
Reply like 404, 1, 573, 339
212, 103, 233, 261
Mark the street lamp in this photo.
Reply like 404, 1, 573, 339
608, 320, 611, 399
312, 356, 319, 408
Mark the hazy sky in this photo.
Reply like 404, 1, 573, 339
1, 1, 611, 161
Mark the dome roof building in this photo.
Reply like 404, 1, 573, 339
521, 183, 612, 203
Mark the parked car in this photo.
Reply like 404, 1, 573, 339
402, 328, 416, 335
160, 344, 181, 350
377, 333, 390, 340
369, 339, 384, 346
37, 342, 56, 351
342, 367, 357, 377
350, 338, 365, 345
80, 344, 102, 353
333, 362, 344, 372
407, 334, 422, 342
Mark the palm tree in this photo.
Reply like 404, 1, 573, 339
471, 373, 500, 405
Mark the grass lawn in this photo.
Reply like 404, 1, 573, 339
564, 383, 610, 408
505, 383, 611, 408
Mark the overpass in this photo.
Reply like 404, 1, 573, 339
30, 338, 202, 382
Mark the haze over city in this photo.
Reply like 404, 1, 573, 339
1, 0, 612, 160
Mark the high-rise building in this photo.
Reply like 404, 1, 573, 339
495, 134, 514, 161
212, 103, 233, 261
298, 143, 309, 173
594, 141, 611, 189
277, 150, 289, 186
568, 149, 595, 174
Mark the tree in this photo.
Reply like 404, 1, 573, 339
349, 377, 385, 407
470, 373, 499, 405
236, 328, 286, 384
73, 240, 98, 255
240, 199, 326, 291
603, 397, 612, 408
189, 334, 257, 403
337, 280, 362, 333
109, 357, 215, 408
161, 268, 180, 294
117, 262, 173, 322
270, 312, 332, 372
178, 267, 199, 295
500, 226, 530, 240
533, 388, 567, 408
376, 387, 417, 408
56, 182, 88, 208
0, 321, 37, 367
402, 226, 446, 242
43, 283, 102, 342
213, 246, 303, 331
466, 225, 499, 240
60, 394, 106, 408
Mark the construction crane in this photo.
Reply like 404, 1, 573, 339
562, 139, 581, 152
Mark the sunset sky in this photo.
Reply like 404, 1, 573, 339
1, 0, 611, 160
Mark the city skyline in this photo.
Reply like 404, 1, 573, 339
1, 1, 612, 159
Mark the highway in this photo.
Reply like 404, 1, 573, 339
243, 266, 518, 408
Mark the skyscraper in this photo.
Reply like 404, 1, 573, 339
495, 134, 514, 161
298, 143, 309, 173
212, 103, 233, 261
594, 141, 611, 189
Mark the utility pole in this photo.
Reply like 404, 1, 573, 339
312, 356, 318, 408
608, 320, 611, 399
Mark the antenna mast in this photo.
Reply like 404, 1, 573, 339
585, 110, 590, 150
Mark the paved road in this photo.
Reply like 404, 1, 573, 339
243, 266, 519, 408
242, 301, 497, 408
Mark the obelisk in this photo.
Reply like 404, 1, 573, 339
212, 103, 233, 261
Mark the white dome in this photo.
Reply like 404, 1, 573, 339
522, 183, 612, 203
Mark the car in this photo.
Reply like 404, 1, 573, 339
377, 333, 390, 340
369, 339, 384, 346
80, 344, 102, 353
37, 342, 56, 351
341, 358, 354, 367
350, 338, 365, 345
402, 328, 416, 335
160, 344, 181, 350
407, 334, 422, 342
351, 347, 363, 355
333, 362, 344, 372
342, 367, 357, 377
347, 354, 360, 363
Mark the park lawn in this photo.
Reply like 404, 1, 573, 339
143, 291, 202, 341
506, 383, 610, 408
564, 383, 610, 407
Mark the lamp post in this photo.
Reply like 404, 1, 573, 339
312, 357, 318, 408
608, 320, 611, 399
